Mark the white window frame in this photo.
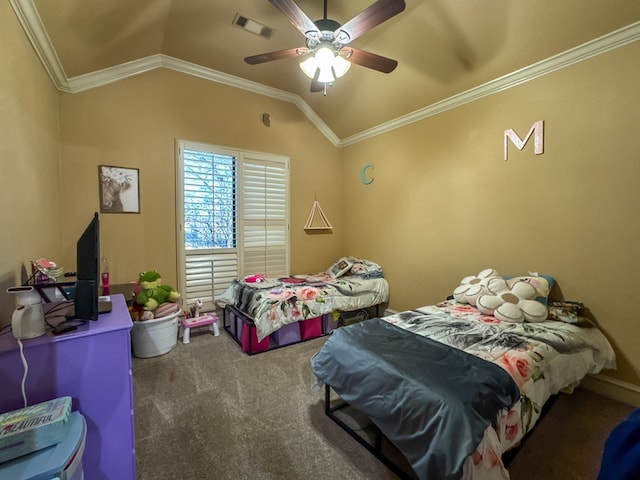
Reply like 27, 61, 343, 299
175, 139, 290, 311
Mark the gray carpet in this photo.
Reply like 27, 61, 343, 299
132, 327, 633, 480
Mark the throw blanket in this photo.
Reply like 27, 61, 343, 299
311, 318, 520, 480
216, 273, 389, 341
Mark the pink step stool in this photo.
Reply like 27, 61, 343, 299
179, 313, 219, 344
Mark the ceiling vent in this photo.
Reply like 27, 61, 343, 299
233, 14, 273, 38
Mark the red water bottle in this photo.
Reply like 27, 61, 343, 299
101, 256, 110, 295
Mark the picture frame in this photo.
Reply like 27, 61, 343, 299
98, 165, 140, 214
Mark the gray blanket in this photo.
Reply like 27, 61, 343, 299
311, 318, 520, 480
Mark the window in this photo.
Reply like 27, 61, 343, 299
176, 141, 289, 311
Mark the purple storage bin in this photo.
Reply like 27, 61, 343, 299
271, 322, 301, 346
323, 313, 339, 334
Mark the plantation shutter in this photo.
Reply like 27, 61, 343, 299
177, 141, 289, 312
240, 157, 288, 278
180, 149, 238, 311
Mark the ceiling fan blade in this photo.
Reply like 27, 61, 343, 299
334, 0, 406, 44
310, 78, 324, 93
245, 47, 309, 65
342, 47, 398, 73
309, 67, 324, 93
268, 0, 320, 40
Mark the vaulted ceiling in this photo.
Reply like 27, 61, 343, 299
15, 0, 640, 143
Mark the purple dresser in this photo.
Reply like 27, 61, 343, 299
0, 293, 135, 480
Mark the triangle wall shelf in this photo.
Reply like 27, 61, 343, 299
304, 200, 333, 230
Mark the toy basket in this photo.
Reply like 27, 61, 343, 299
131, 310, 181, 358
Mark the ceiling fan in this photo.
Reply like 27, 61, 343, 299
244, 0, 406, 93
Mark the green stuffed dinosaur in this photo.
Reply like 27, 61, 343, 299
135, 270, 181, 312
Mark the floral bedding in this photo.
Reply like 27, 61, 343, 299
383, 301, 616, 479
215, 270, 389, 341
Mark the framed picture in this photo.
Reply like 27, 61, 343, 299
98, 165, 140, 213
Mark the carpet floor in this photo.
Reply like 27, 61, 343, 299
132, 327, 633, 479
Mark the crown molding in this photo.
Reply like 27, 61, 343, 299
160, 56, 341, 146
64, 54, 340, 145
66, 55, 164, 93
10, 0, 69, 91
10, 0, 639, 148
339, 21, 640, 147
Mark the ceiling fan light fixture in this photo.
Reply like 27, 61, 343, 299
300, 46, 350, 82
245, 0, 405, 93
332, 55, 351, 78
317, 65, 335, 83
315, 47, 335, 70
300, 56, 318, 78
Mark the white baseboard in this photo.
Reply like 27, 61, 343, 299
580, 373, 640, 407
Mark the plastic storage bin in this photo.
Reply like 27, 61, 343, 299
323, 313, 340, 334
299, 316, 323, 340
0, 411, 86, 480
271, 322, 301, 346
241, 323, 270, 353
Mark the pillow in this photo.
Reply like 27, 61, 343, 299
154, 302, 180, 318
327, 257, 353, 279
476, 277, 548, 323
548, 301, 587, 324
348, 257, 384, 279
453, 268, 500, 305
504, 273, 554, 306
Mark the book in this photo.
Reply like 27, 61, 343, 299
0, 396, 72, 464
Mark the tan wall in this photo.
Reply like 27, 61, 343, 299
4, 0, 638, 394
0, 3, 61, 327
58, 69, 344, 290
342, 42, 640, 386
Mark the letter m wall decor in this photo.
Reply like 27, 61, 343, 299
504, 120, 544, 160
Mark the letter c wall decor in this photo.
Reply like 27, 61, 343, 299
360, 164, 374, 185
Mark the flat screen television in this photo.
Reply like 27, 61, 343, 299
74, 212, 100, 320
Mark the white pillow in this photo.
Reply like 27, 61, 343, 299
327, 257, 353, 279
452, 268, 500, 305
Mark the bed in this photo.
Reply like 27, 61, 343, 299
215, 257, 389, 353
310, 271, 616, 480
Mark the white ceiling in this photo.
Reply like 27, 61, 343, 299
13, 0, 640, 144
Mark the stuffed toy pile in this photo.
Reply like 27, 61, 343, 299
134, 270, 181, 320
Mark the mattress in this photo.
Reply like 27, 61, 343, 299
311, 300, 616, 480
216, 272, 389, 341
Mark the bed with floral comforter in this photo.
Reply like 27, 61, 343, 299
215, 258, 389, 341
311, 299, 616, 480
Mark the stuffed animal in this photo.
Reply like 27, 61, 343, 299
190, 298, 203, 318
135, 270, 181, 313
243, 273, 265, 283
